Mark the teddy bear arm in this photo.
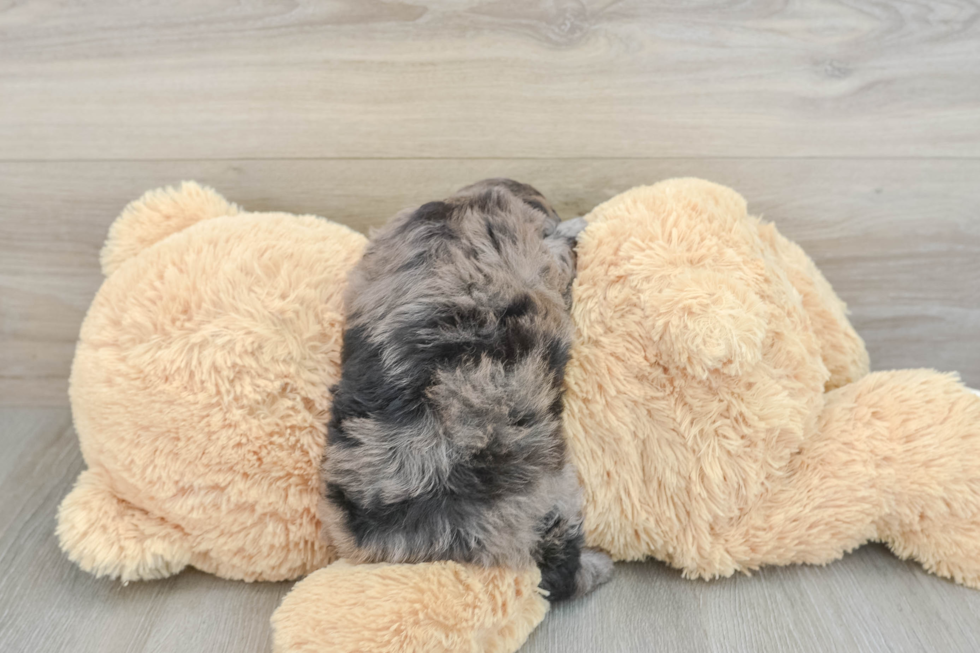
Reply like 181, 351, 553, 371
271, 561, 548, 653
753, 219, 869, 390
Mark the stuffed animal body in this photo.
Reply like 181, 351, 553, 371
323, 178, 612, 601
55, 178, 980, 653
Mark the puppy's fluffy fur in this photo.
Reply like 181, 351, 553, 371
323, 179, 612, 602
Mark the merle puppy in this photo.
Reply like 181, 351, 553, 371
322, 178, 612, 602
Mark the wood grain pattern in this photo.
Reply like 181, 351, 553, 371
1, 1, 980, 160
2, 158, 978, 405
3, 0, 980, 650
4, 409, 980, 652
527, 549, 980, 653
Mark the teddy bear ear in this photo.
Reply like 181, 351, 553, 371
100, 181, 240, 277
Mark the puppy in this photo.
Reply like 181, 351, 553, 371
322, 178, 612, 602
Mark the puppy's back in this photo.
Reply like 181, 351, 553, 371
324, 180, 575, 569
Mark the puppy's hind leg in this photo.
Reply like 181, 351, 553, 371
533, 467, 613, 602
534, 510, 613, 602
576, 547, 615, 598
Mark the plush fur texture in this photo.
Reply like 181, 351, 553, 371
59, 179, 980, 653
565, 178, 980, 584
323, 179, 611, 602
59, 182, 366, 582
270, 561, 548, 653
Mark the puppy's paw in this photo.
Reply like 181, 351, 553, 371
575, 548, 614, 598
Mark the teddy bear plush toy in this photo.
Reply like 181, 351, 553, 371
57, 178, 980, 653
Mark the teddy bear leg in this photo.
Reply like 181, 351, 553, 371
881, 511, 980, 588
715, 371, 980, 586
854, 371, 980, 587
56, 469, 193, 582
271, 560, 549, 653
705, 395, 882, 578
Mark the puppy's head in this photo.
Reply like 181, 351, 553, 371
454, 178, 561, 224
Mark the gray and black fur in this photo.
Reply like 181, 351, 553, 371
322, 178, 612, 602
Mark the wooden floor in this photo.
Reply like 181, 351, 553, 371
5, 407, 980, 653
2, 1, 980, 651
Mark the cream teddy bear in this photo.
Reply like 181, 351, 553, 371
57, 179, 980, 653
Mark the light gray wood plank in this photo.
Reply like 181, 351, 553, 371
2, 0, 979, 160
0, 407, 69, 481
525, 548, 980, 653
2, 0, 980, 650
5, 410, 980, 652
0, 408, 293, 653
2, 158, 978, 406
